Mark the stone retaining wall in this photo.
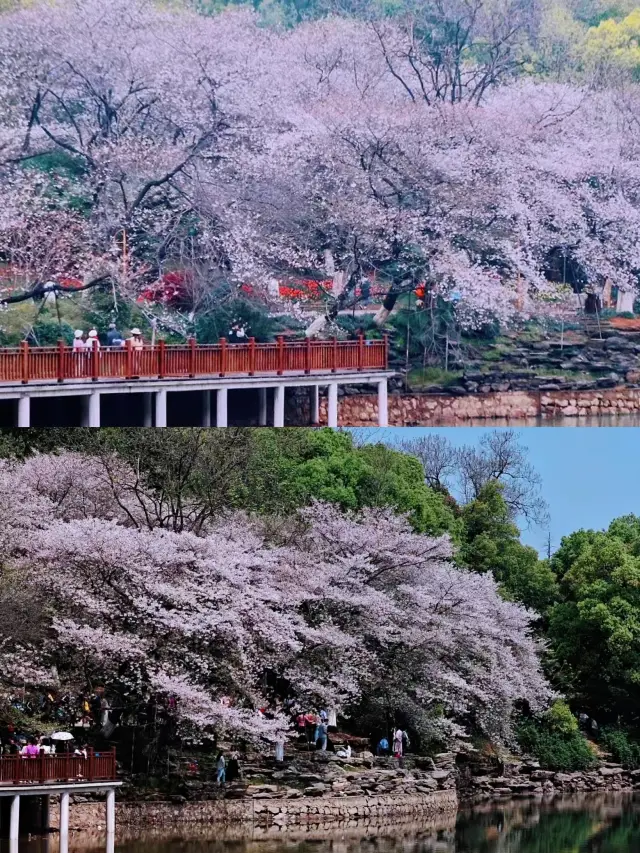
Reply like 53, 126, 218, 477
320, 386, 640, 425
50, 790, 457, 830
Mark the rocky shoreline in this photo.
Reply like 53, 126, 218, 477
47, 749, 640, 831
457, 752, 639, 804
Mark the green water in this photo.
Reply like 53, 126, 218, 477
2, 796, 640, 853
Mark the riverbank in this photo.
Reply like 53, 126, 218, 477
458, 755, 639, 804
318, 384, 640, 425
50, 789, 457, 830
43, 747, 640, 831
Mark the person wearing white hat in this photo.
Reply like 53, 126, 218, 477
87, 329, 100, 351
128, 328, 144, 350
72, 330, 86, 352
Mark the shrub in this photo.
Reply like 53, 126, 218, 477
517, 702, 597, 771
600, 728, 640, 769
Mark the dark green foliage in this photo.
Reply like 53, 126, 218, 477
600, 727, 640, 769
459, 482, 559, 614
31, 318, 75, 345
195, 296, 286, 343
517, 702, 596, 771
546, 516, 640, 725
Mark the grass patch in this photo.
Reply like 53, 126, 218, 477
408, 367, 463, 387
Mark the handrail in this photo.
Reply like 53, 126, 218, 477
0, 336, 388, 385
0, 747, 117, 785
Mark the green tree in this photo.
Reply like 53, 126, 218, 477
242, 428, 460, 535
459, 482, 559, 613
547, 516, 640, 724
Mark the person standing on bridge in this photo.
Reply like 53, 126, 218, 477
106, 323, 124, 347
129, 328, 144, 350
87, 329, 100, 351
72, 330, 86, 352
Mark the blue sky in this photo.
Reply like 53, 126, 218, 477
358, 427, 640, 555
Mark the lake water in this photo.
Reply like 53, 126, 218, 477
2, 795, 640, 853
429, 414, 640, 427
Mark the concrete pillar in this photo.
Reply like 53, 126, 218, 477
273, 385, 285, 428
9, 794, 19, 842
106, 788, 115, 834
258, 388, 268, 426
155, 389, 167, 428
327, 382, 338, 428
88, 391, 100, 427
142, 393, 153, 427
106, 832, 115, 853
202, 390, 212, 427
216, 387, 228, 428
17, 395, 30, 428
310, 385, 319, 425
377, 379, 388, 427
81, 392, 100, 427
60, 791, 69, 853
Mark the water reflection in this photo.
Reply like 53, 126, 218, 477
2, 795, 640, 853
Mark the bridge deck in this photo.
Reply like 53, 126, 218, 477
0, 337, 388, 387
0, 749, 117, 787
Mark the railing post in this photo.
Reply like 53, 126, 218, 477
91, 338, 99, 381
188, 336, 196, 378
219, 337, 227, 377
39, 753, 46, 785
383, 333, 389, 368
332, 337, 338, 374
277, 335, 284, 376
304, 336, 311, 374
248, 337, 256, 376
20, 340, 29, 384
158, 339, 166, 379
57, 339, 65, 383
357, 334, 364, 371
88, 748, 95, 782
125, 338, 133, 379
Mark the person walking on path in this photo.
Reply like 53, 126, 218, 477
216, 751, 226, 786
393, 727, 403, 758
317, 720, 328, 751
377, 736, 389, 756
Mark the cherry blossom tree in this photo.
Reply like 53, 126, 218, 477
0, 0, 637, 333
0, 452, 550, 747
0, 0, 277, 310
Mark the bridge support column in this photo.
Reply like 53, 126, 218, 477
216, 387, 228, 428
9, 794, 19, 842
142, 393, 153, 427
273, 385, 285, 427
202, 391, 212, 427
258, 388, 268, 426
155, 389, 167, 428
17, 395, 30, 428
377, 379, 388, 427
327, 382, 338, 428
59, 792, 69, 853
82, 391, 101, 427
106, 788, 115, 834
310, 385, 319, 425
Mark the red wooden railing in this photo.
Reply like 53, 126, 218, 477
0, 748, 117, 785
0, 336, 388, 385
